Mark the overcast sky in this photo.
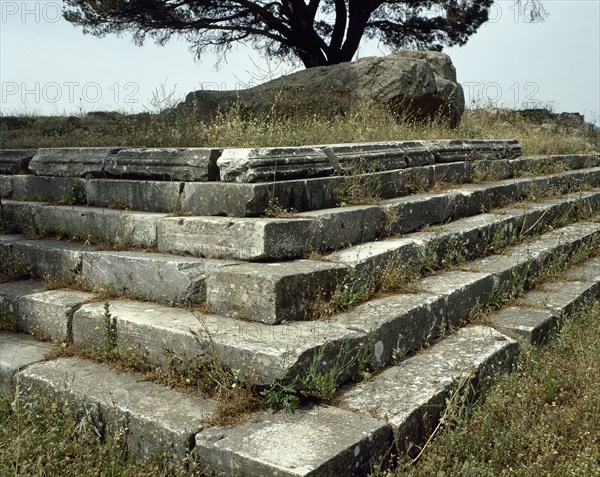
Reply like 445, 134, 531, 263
1, 1, 599, 124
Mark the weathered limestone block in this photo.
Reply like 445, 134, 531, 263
382, 192, 454, 234
508, 153, 600, 176
433, 161, 472, 183
195, 406, 392, 477
490, 258, 600, 345
217, 140, 522, 183
467, 221, 600, 291
85, 179, 183, 212
1, 200, 163, 247
217, 141, 433, 183
72, 300, 366, 385
0, 149, 37, 174
81, 250, 228, 304
104, 147, 221, 181
419, 271, 496, 325
562, 256, 600, 282
428, 139, 522, 163
159, 205, 386, 261
0, 175, 12, 198
0, 281, 46, 328
179, 181, 274, 216
8, 239, 94, 279
340, 326, 518, 453
11, 175, 86, 204
206, 261, 342, 324
333, 293, 447, 369
423, 213, 520, 264
490, 306, 559, 345
518, 280, 600, 316
28, 147, 122, 177
447, 182, 521, 217
203, 193, 600, 325
18, 357, 217, 461
184, 156, 597, 216
0, 331, 52, 397
300, 205, 388, 252
157, 215, 315, 260
217, 146, 328, 183
72, 300, 205, 361
325, 236, 424, 277
16, 289, 94, 342
0, 283, 92, 342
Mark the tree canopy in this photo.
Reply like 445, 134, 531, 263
62, 1, 541, 68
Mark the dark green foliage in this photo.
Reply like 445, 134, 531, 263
63, 0, 495, 68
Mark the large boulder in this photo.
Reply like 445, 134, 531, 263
172, 51, 465, 127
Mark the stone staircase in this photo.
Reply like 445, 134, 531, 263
1, 142, 599, 475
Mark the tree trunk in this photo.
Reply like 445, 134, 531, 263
298, 48, 329, 67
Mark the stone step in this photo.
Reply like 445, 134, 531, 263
0, 281, 94, 342
158, 166, 600, 260
216, 139, 521, 182
339, 262, 600, 458
192, 325, 518, 476
205, 191, 600, 323
0, 236, 95, 279
4, 189, 594, 330
1, 142, 519, 183
193, 259, 600, 475
43, 218, 599, 388
0, 330, 52, 397
0, 235, 237, 305
1, 201, 166, 248
2, 153, 598, 217
26, 147, 222, 181
489, 256, 600, 345
3, 253, 597, 473
195, 405, 392, 476
339, 326, 519, 456
10, 355, 217, 461
4, 165, 598, 262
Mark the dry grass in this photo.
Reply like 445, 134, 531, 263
1, 105, 597, 155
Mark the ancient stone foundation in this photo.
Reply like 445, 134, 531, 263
1, 141, 599, 475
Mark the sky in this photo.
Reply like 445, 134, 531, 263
0, 0, 599, 124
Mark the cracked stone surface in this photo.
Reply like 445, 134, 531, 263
0, 331, 52, 397
340, 326, 518, 452
18, 357, 217, 461
195, 405, 392, 476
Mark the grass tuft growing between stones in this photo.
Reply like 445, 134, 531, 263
379, 299, 600, 477
0, 250, 31, 284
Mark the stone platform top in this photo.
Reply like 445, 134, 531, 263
0, 139, 521, 183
